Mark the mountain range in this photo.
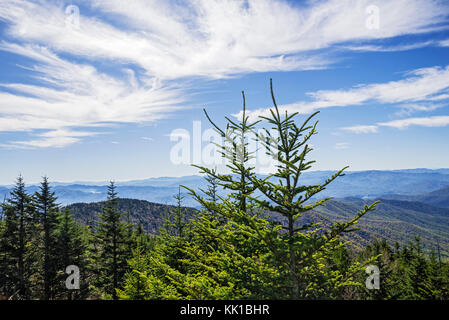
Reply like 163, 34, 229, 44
2, 168, 449, 255
2, 169, 449, 207
65, 194, 449, 257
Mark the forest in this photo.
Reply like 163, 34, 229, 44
0, 80, 448, 300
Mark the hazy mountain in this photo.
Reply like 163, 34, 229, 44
380, 185, 449, 208
1, 169, 449, 206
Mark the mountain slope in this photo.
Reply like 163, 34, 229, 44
66, 198, 197, 234
318, 198, 449, 255
381, 186, 449, 208
64, 196, 449, 257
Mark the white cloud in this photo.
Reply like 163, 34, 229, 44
343, 41, 437, 52
440, 39, 449, 47
335, 142, 349, 149
0, 0, 448, 147
341, 125, 379, 134
378, 115, 449, 129
342, 115, 449, 134
309, 66, 449, 105
394, 103, 444, 116
7, 129, 96, 148
1, 0, 448, 79
0, 43, 184, 146
141, 137, 154, 142
242, 65, 449, 120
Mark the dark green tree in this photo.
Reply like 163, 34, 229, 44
55, 208, 89, 299
34, 176, 61, 300
186, 79, 378, 299
0, 175, 35, 299
95, 181, 130, 299
200, 169, 219, 204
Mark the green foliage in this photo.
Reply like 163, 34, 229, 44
33, 176, 61, 300
0, 176, 96, 300
185, 79, 377, 299
54, 209, 89, 299
0, 175, 35, 299
94, 181, 132, 300
67, 198, 197, 235
119, 79, 379, 300
356, 238, 449, 300
1, 80, 448, 300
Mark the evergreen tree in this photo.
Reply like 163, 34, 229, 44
0, 175, 35, 299
170, 187, 188, 238
200, 169, 219, 204
185, 79, 378, 299
95, 181, 130, 299
33, 176, 61, 300
121, 80, 379, 300
55, 208, 88, 299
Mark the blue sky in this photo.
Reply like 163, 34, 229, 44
0, 0, 449, 184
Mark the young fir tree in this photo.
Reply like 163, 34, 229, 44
185, 79, 378, 299
0, 175, 35, 299
33, 176, 61, 300
170, 187, 188, 238
200, 169, 219, 204
124, 210, 138, 256
95, 181, 130, 300
123, 86, 288, 299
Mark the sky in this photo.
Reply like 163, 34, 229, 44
0, 0, 449, 185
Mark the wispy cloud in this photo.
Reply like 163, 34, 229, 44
0, 0, 448, 147
242, 65, 449, 120
394, 103, 445, 116
334, 142, 349, 150
342, 41, 437, 52
378, 115, 449, 129
341, 125, 379, 134
0, 43, 184, 147
341, 115, 449, 134
6, 129, 96, 149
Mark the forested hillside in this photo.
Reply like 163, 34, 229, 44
66, 198, 197, 234
64, 197, 449, 257
314, 198, 449, 255
381, 186, 449, 208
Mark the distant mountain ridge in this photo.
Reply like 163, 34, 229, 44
1, 169, 449, 206
380, 186, 449, 208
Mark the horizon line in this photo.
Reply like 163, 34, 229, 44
2, 167, 449, 187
